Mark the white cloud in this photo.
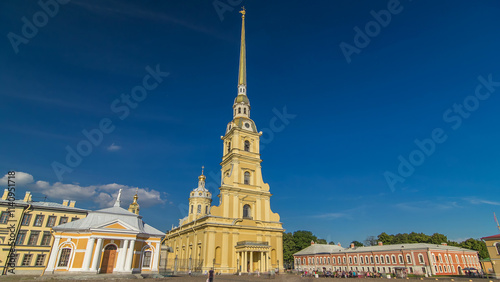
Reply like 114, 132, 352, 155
0, 171, 34, 186
466, 198, 500, 206
107, 143, 121, 151
0, 172, 165, 209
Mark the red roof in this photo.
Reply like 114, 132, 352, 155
481, 234, 500, 240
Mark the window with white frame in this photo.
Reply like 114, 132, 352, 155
419, 254, 424, 264
57, 248, 71, 267
392, 255, 396, 264
143, 251, 152, 267
398, 255, 404, 264
407, 255, 412, 263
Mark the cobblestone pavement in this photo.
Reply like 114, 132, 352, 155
1, 274, 495, 282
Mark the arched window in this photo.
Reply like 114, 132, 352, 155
243, 204, 251, 219
205, 205, 208, 214
392, 255, 396, 264
380, 256, 384, 264
244, 171, 250, 185
398, 255, 404, 264
197, 205, 201, 214
386, 255, 390, 264
142, 250, 152, 267
419, 254, 424, 263
370, 256, 374, 264
238, 108, 241, 114
360, 256, 364, 264
227, 142, 231, 153
58, 248, 71, 267
190, 205, 193, 214
244, 140, 250, 152
375, 256, 379, 264
407, 255, 412, 263
244, 108, 246, 114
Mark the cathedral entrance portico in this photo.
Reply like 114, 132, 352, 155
236, 241, 270, 273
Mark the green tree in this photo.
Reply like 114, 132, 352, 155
459, 238, 489, 259
377, 232, 393, 245
364, 236, 377, 246
351, 240, 364, 247
283, 232, 296, 265
292, 230, 318, 251
317, 238, 327, 244
430, 233, 448, 244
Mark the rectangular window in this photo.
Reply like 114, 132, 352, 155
71, 217, 79, 222
41, 232, 51, 246
21, 214, 32, 226
46, 216, 56, 227
142, 251, 152, 267
33, 215, 44, 226
22, 254, 33, 266
28, 231, 40, 245
0, 211, 10, 224
58, 249, 71, 267
58, 217, 68, 225
35, 254, 46, 266
16, 231, 27, 245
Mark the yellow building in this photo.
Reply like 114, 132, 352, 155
0, 190, 88, 275
44, 189, 164, 275
162, 8, 284, 274
481, 234, 500, 278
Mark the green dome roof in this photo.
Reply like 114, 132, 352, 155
234, 94, 250, 104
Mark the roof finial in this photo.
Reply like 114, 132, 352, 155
114, 188, 122, 207
201, 166, 204, 175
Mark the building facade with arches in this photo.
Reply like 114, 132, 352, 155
294, 241, 482, 276
44, 189, 164, 275
162, 8, 284, 274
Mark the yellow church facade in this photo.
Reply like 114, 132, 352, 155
162, 9, 284, 274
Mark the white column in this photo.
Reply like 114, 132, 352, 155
82, 237, 95, 271
244, 251, 247, 272
90, 238, 103, 271
124, 239, 136, 272
152, 243, 160, 271
46, 236, 61, 272
249, 251, 253, 272
116, 240, 129, 271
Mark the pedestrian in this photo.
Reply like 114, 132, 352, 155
208, 268, 214, 282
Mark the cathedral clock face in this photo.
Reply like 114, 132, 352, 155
244, 122, 250, 129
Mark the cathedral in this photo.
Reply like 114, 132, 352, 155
162, 9, 284, 274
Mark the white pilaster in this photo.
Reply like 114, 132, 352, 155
152, 244, 160, 271
124, 239, 136, 272
46, 236, 61, 272
90, 238, 103, 271
82, 237, 95, 271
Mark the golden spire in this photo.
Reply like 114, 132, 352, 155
238, 7, 246, 87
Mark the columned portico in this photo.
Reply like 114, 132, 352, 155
236, 241, 270, 273
124, 239, 136, 272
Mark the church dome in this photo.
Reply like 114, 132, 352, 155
234, 94, 250, 105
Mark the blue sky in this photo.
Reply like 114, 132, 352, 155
1, 0, 500, 245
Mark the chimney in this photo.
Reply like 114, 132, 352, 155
338, 243, 341, 247
2, 189, 8, 200
350, 243, 355, 248
69, 200, 76, 207
311, 240, 315, 245
62, 200, 69, 206
23, 191, 32, 202
441, 243, 447, 246
378, 242, 383, 246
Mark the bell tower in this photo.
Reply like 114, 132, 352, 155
211, 7, 280, 224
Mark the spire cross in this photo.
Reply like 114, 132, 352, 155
201, 166, 204, 175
